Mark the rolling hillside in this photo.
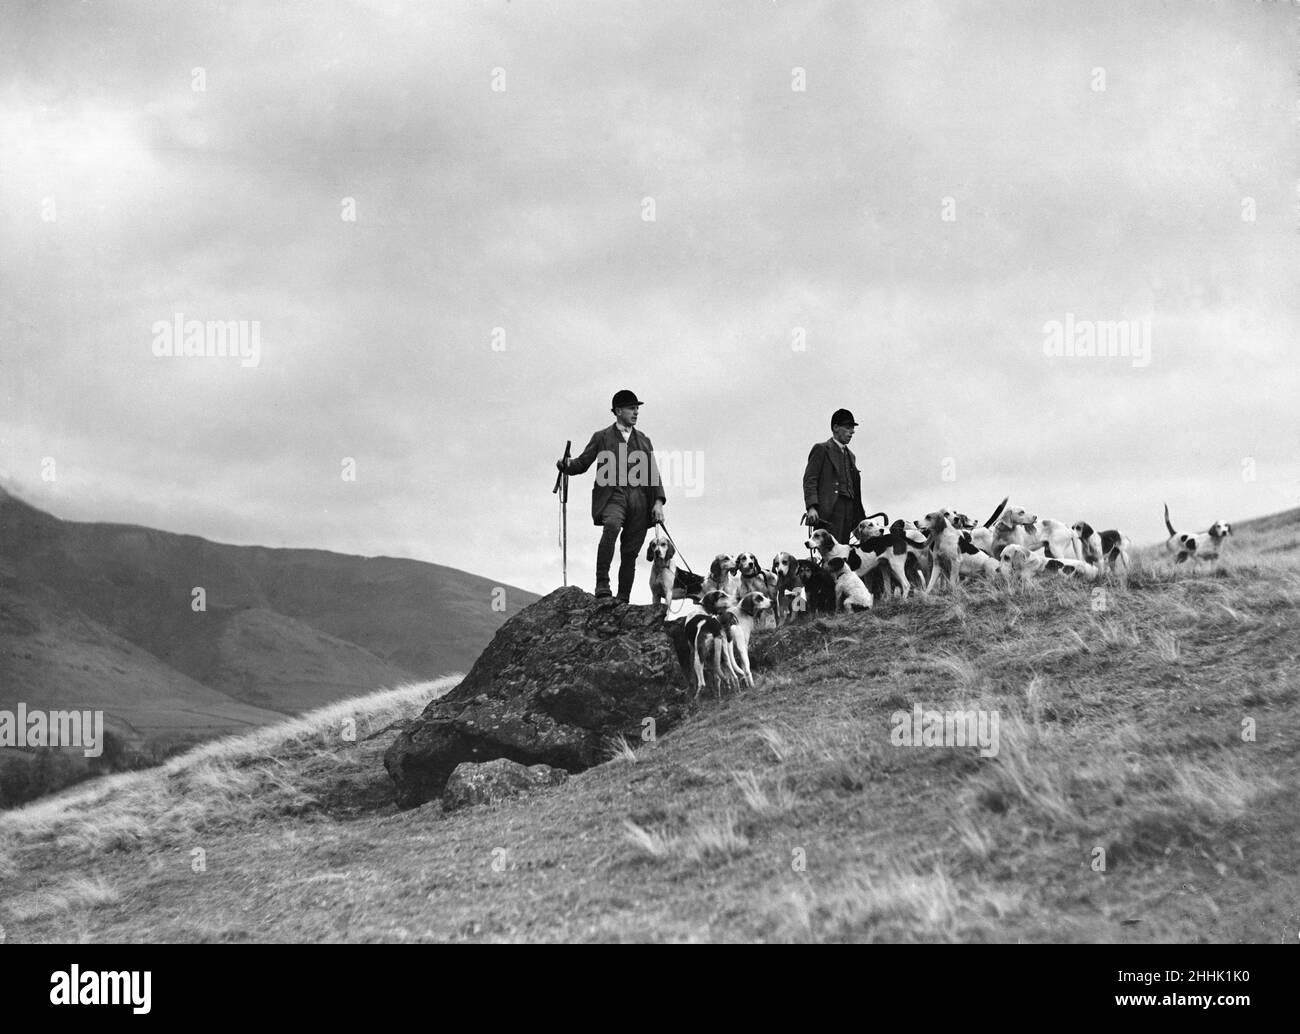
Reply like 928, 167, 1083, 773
1, 507, 1295, 942
0, 485, 537, 777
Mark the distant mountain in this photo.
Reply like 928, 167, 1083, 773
0, 485, 539, 751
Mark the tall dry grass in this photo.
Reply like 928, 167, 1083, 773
0, 677, 459, 862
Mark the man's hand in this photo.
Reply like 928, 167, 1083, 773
651, 502, 665, 525
805, 507, 819, 527
556, 459, 568, 473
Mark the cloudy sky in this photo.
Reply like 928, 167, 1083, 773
2, 0, 1296, 602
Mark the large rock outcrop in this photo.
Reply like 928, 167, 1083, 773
384, 586, 685, 808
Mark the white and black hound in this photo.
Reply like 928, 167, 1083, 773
825, 554, 874, 611
717, 591, 771, 689
918, 508, 962, 592
1163, 504, 1231, 565
1073, 521, 1132, 574
999, 544, 1100, 582
668, 612, 734, 699
850, 516, 927, 599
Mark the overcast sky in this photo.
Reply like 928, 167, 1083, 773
2, 0, 1297, 602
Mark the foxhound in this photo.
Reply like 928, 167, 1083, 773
919, 508, 962, 592
825, 555, 873, 611
999, 544, 1100, 582
850, 517, 927, 599
1164, 504, 1232, 564
735, 552, 778, 627
703, 554, 742, 596
804, 529, 850, 564
718, 591, 771, 689
698, 589, 749, 685
670, 612, 734, 699
989, 504, 1039, 558
645, 537, 678, 605
1073, 521, 1132, 574
771, 551, 801, 625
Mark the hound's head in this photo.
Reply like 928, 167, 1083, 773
794, 558, 819, 583
805, 529, 839, 557
825, 555, 849, 574
700, 589, 737, 614
998, 506, 1038, 530
1209, 521, 1232, 540
709, 554, 737, 579
998, 544, 1030, 574
853, 517, 887, 542
953, 512, 976, 530
739, 591, 773, 617
736, 552, 762, 577
645, 538, 675, 563
1072, 520, 1096, 540
919, 508, 958, 533
772, 551, 798, 579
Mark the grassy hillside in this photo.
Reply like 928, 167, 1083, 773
0, 485, 538, 751
2, 510, 1297, 942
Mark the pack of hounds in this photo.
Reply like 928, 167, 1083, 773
654, 499, 1232, 700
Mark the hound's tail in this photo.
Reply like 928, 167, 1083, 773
1163, 502, 1176, 537
983, 496, 1009, 528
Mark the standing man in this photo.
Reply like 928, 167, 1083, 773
557, 389, 666, 601
802, 408, 866, 544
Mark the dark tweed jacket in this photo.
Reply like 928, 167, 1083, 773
563, 423, 667, 526
802, 438, 866, 526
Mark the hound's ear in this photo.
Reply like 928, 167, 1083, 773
646, 541, 657, 561
1225, 523, 1233, 536
664, 541, 675, 559
710, 557, 722, 578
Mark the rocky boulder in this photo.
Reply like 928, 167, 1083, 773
441, 758, 569, 812
384, 586, 686, 808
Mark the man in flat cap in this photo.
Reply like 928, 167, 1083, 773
557, 389, 666, 601
803, 408, 866, 545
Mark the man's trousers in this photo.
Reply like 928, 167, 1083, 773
596, 488, 650, 601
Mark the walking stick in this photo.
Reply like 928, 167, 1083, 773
553, 440, 571, 585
